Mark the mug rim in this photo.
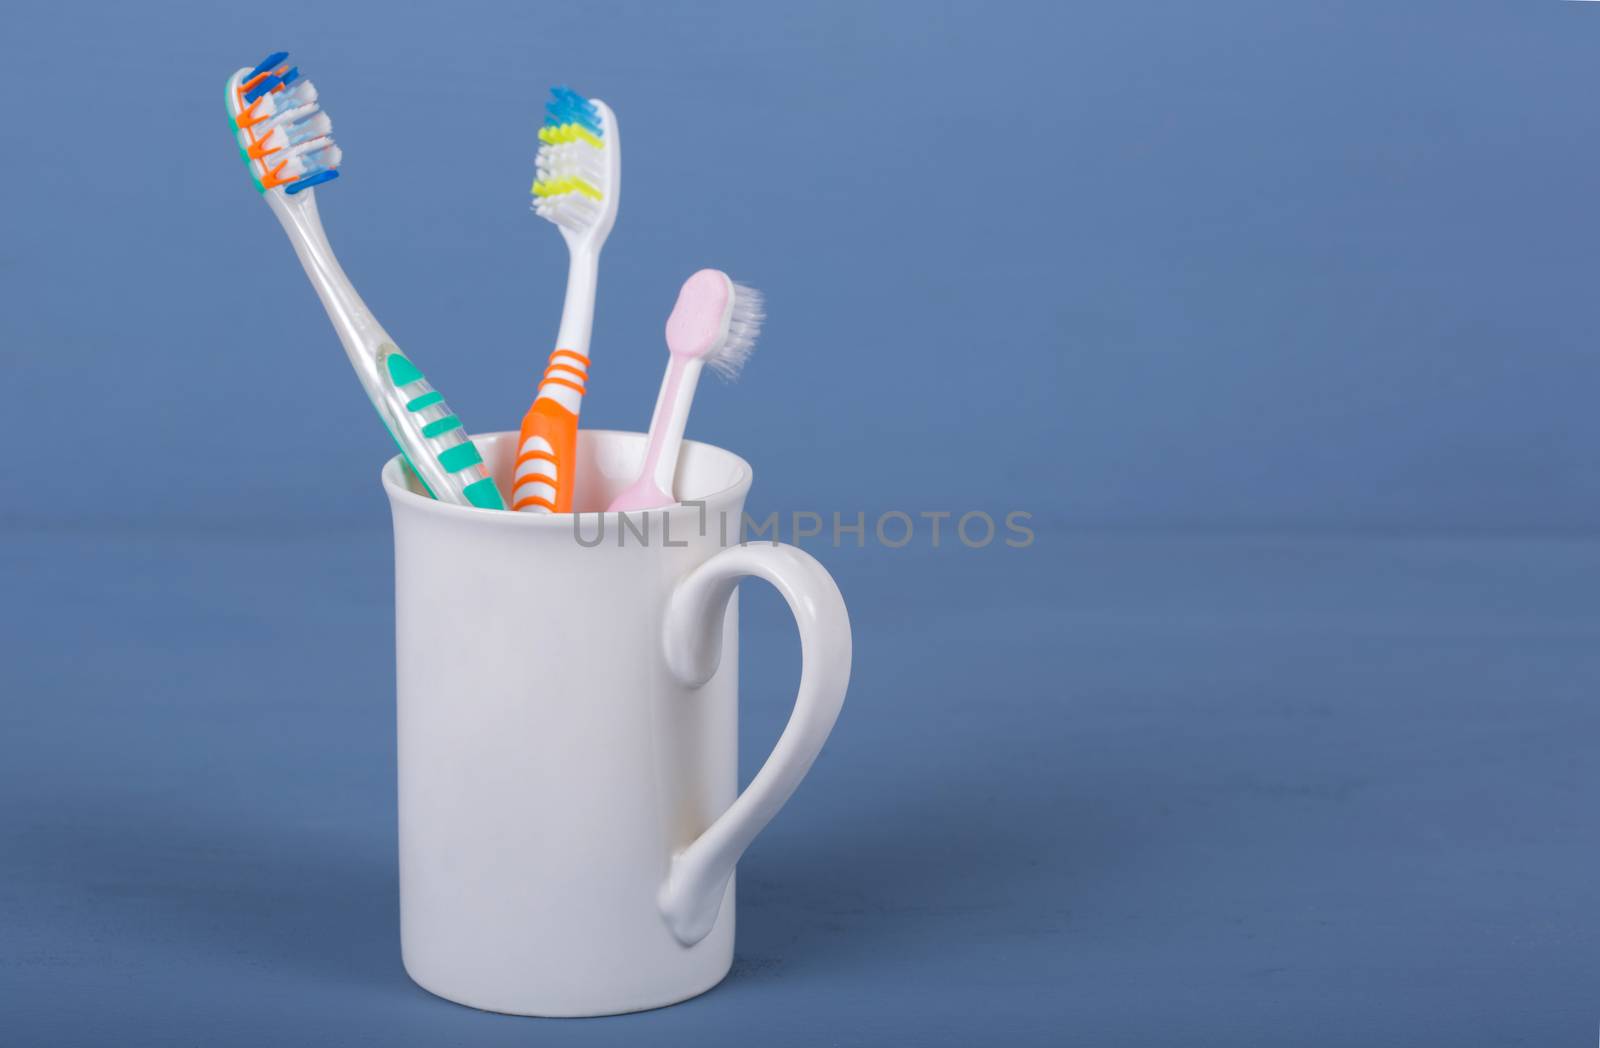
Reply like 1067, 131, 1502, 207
381, 428, 755, 525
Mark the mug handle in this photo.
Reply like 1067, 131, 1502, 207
658, 542, 852, 945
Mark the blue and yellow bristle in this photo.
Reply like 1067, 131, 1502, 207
531, 86, 608, 231
541, 86, 603, 141
227, 51, 341, 196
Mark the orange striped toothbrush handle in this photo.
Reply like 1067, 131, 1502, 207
511, 349, 589, 513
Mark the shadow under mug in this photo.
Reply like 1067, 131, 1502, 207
381, 430, 852, 1017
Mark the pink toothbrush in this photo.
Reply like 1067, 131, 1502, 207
608, 269, 764, 511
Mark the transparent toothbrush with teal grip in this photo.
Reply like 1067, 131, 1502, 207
224, 53, 505, 509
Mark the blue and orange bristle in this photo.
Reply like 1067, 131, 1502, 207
228, 51, 341, 195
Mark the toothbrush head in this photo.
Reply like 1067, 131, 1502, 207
664, 270, 765, 379
225, 52, 341, 195
531, 87, 620, 245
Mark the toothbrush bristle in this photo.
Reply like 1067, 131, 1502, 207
244, 51, 289, 82
545, 86, 602, 136
531, 86, 609, 233
227, 52, 341, 195
708, 283, 764, 380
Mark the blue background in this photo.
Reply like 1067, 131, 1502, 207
4, 0, 1598, 1043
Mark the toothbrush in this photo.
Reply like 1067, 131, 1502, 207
608, 270, 764, 512
512, 87, 621, 513
224, 52, 506, 510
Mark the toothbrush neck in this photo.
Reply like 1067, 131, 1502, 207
270, 191, 392, 368
554, 245, 600, 354
642, 353, 704, 496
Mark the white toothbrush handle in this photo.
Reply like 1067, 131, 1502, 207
554, 244, 599, 356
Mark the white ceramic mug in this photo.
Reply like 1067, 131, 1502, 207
381, 429, 851, 1017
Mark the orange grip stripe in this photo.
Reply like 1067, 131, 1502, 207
543, 363, 588, 382
512, 474, 556, 493
511, 475, 557, 496
538, 376, 587, 396
514, 450, 558, 468
550, 350, 589, 368
512, 461, 556, 482
512, 494, 558, 512
511, 466, 558, 487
